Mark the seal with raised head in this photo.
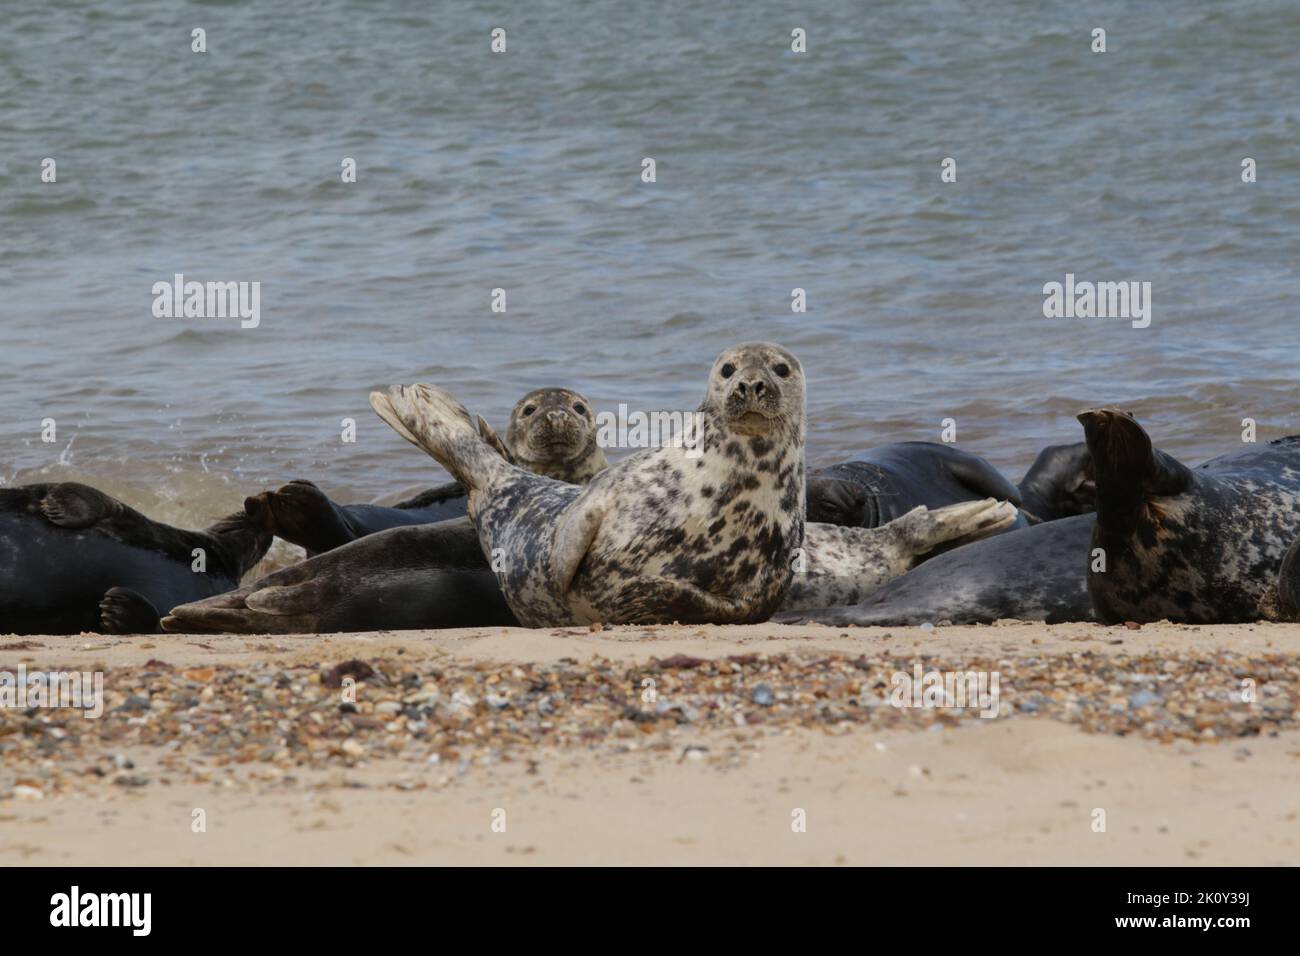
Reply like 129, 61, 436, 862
162, 517, 517, 633
0, 482, 271, 635
369, 342, 806, 627
1081, 408, 1300, 624
163, 497, 1017, 633
806, 443, 1027, 534
244, 387, 609, 555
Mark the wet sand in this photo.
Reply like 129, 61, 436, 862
2, 621, 1298, 866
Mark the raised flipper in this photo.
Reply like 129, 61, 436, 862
39, 482, 115, 529
478, 415, 515, 464
369, 384, 515, 496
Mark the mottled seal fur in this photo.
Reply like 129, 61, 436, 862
245, 387, 608, 555
806, 442, 1028, 535
0, 482, 270, 635
783, 499, 1019, 611
1278, 535, 1300, 620
161, 518, 516, 633
369, 343, 807, 627
1082, 408, 1300, 624
777, 513, 1095, 626
162, 500, 1017, 633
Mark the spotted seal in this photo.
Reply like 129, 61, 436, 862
163, 496, 1016, 633
0, 482, 271, 635
368, 342, 806, 627
1081, 408, 1300, 624
244, 387, 608, 555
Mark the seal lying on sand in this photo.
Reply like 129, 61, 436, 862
1081, 408, 1300, 624
163, 505, 1017, 632
806, 442, 1025, 530
1016, 442, 1094, 522
245, 387, 608, 555
0, 482, 270, 635
776, 513, 1094, 626
164, 497, 1018, 633
369, 342, 806, 627
784, 499, 1018, 611
162, 518, 517, 633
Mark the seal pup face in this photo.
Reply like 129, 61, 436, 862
701, 342, 805, 443
505, 387, 607, 483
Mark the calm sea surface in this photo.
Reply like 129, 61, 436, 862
2, 0, 1298, 559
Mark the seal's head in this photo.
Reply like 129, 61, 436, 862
702, 342, 805, 441
806, 476, 869, 525
506, 387, 606, 482
1018, 442, 1095, 522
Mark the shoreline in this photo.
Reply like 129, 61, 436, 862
2, 621, 1298, 865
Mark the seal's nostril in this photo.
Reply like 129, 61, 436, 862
736, 382, 747, 396
753, 381, 766, 397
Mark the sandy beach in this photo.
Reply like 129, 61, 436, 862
2, 620, 1297, 866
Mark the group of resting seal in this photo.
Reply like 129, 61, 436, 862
6, 342, 1300, 636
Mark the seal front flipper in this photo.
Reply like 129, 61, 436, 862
39, 482, 115, 529
889, 499, 1019, 555
99, 587, 162, 634
550, 499, 606, 596
478, 415, 515, 464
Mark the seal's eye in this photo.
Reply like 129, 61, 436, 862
773, 363, 790, 378
522, 405, 536, 417
720, 363, 736, 379
573, 403, 587, 416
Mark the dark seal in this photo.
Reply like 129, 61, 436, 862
806, 442, 1027, 535
245, 387, 608, 555
0, 482, 271, 635
161, 518, 516, 633
1016, 442, 1095, 522
1081, 408, 1300, 624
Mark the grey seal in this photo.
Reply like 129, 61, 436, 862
1081, 408, 1300, 624
369, 342, 807, 627
244, 387, 608, 555
161, 517, 516, 633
